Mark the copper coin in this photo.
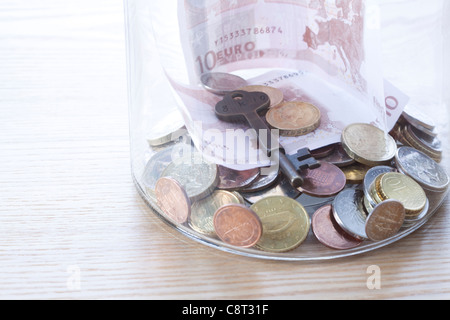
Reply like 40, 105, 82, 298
155, 177, 191, 224
312, 205, 363, 250
217, 165, 260, 190
365, 200, 406, 242
213, 204, 262, 248
299, 162, 347, 198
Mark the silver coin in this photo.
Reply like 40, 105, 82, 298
241, 176, 301, 204
363, 166, 396, 208
395, 146, 449, 192
200, 72, 248, 95
239, 167, 280, 193
161, 152, 219, 202
332, 189, 368, 240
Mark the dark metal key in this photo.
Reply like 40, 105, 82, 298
215, 90, 320, 188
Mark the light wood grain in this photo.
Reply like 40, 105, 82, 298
0, 0, 449, 300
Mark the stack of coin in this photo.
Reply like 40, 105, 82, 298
390, 105, 442, 162
367, 172, 428, 220
393, 122, 443, 163
402, 104, 438, 138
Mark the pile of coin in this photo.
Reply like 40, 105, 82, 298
391, 105, 443, 163
142, 83, 448, 253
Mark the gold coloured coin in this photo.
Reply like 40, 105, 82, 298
341, 123, 397, 167
342, 163, 371, 184
266, 101, 321, 137
189, 191, 244, 236
251, 196, 310, 253
377, 172, 427, 216
369, 176, 384, 205
238, 85, 284, 108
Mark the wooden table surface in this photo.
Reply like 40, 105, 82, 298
1, 0, 449, 300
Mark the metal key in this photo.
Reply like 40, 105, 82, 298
215, 90, 320, 188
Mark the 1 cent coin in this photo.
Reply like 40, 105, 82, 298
312, 205, 363, 250
365, 200, 406, 242
298, 162, 346, 198
213, 204, 262, 248
155, 177, 191, 224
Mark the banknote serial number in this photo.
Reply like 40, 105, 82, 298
262, 70, 306, 86
214, 26, 283, 46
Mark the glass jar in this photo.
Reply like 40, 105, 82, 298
124, 0, 449, 261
